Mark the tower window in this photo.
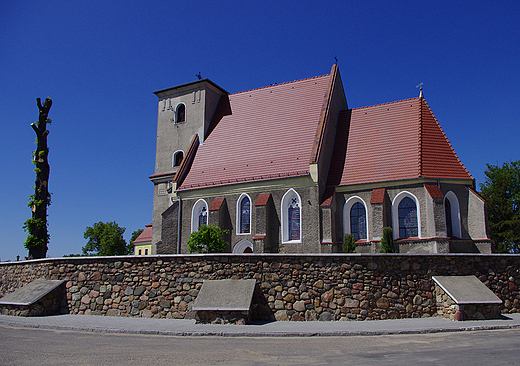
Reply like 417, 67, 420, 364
176, 103, 186, 123
173, 151, 184, 167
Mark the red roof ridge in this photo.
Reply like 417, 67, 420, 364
468, 187, 486, 203
310, 64, 338, 164
418, 96, 424, 177
351, 96, 421, 111
419, 98, 473, 179
230, 73, 329, 96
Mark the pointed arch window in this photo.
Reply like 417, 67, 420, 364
445, 198, 453, 237
350, 202, 367, 240
237, 194, 251, 234
288, 200, 300, 240
176, 103, 186, 123
344, 197, 368, 241
444, 191, 461, 238
392, 192, 421, 240
282, 189, 301, 243
191, 199, 208, 232
398, 197, 418, 238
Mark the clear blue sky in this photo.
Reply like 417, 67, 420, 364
1, 1, 519, 261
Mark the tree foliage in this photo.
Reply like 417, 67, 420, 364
82, 221, 129, 256
379, 227, 395, 253
479, 161, 520, 253
187, 224, 229, 253
129, 228, 144, 254
23, 97, 52, 259
131, 229, 144, 243
342, 233, 356, 253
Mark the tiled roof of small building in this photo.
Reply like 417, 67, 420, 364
177, 73, 332, 191
133, 224, 152, 244
328, 97, 473, 187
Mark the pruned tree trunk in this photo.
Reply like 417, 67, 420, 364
26, 97, 52, 259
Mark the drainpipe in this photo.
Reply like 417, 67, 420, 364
177, 194, 182, 254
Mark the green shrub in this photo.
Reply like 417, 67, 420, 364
187, 224, 229, 253
342, 233, 356, 253
379, 227, 395, 253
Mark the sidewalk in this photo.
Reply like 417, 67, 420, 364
2, 313, 520, 337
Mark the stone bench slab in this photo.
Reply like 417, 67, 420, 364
0, 279, 65, 306
192, 279, 256, 311
432, 275, 502, 305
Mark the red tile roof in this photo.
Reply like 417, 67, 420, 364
329, 98, 473, 186
320, 187, 335, 206
177, 74, 332, 191
370, 188, 386, 204
133, 224, 152, 244
254, 193, 271, 206
209, 197, 225, 211
424, 183, 444, 199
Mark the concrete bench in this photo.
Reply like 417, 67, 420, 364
192, 279, 256, 324
0, 279, 66, 317
433, 275, 502, 321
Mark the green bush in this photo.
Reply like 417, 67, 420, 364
187, 224, 229, 253
342, 233, 356, 253
379, 227, 395, 253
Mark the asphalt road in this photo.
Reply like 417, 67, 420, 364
0, 324, 518, 365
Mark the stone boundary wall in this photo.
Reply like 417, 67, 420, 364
1, 254, 519, 321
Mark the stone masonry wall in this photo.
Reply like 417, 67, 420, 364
1, 254, 519, 321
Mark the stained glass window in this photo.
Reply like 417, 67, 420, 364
288, 198, 300, 241
240, 196, 250, 233
198, 206, 207, 228
398, 197, 418, 238
350, 202, 367, 240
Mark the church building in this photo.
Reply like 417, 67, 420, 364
148, 65, 493, 254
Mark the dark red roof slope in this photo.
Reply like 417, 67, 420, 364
328, 97, 472, 186
133, 224, 152, 244
178, 74, 332, 190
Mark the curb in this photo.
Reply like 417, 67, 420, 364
2, 315, 520, 337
